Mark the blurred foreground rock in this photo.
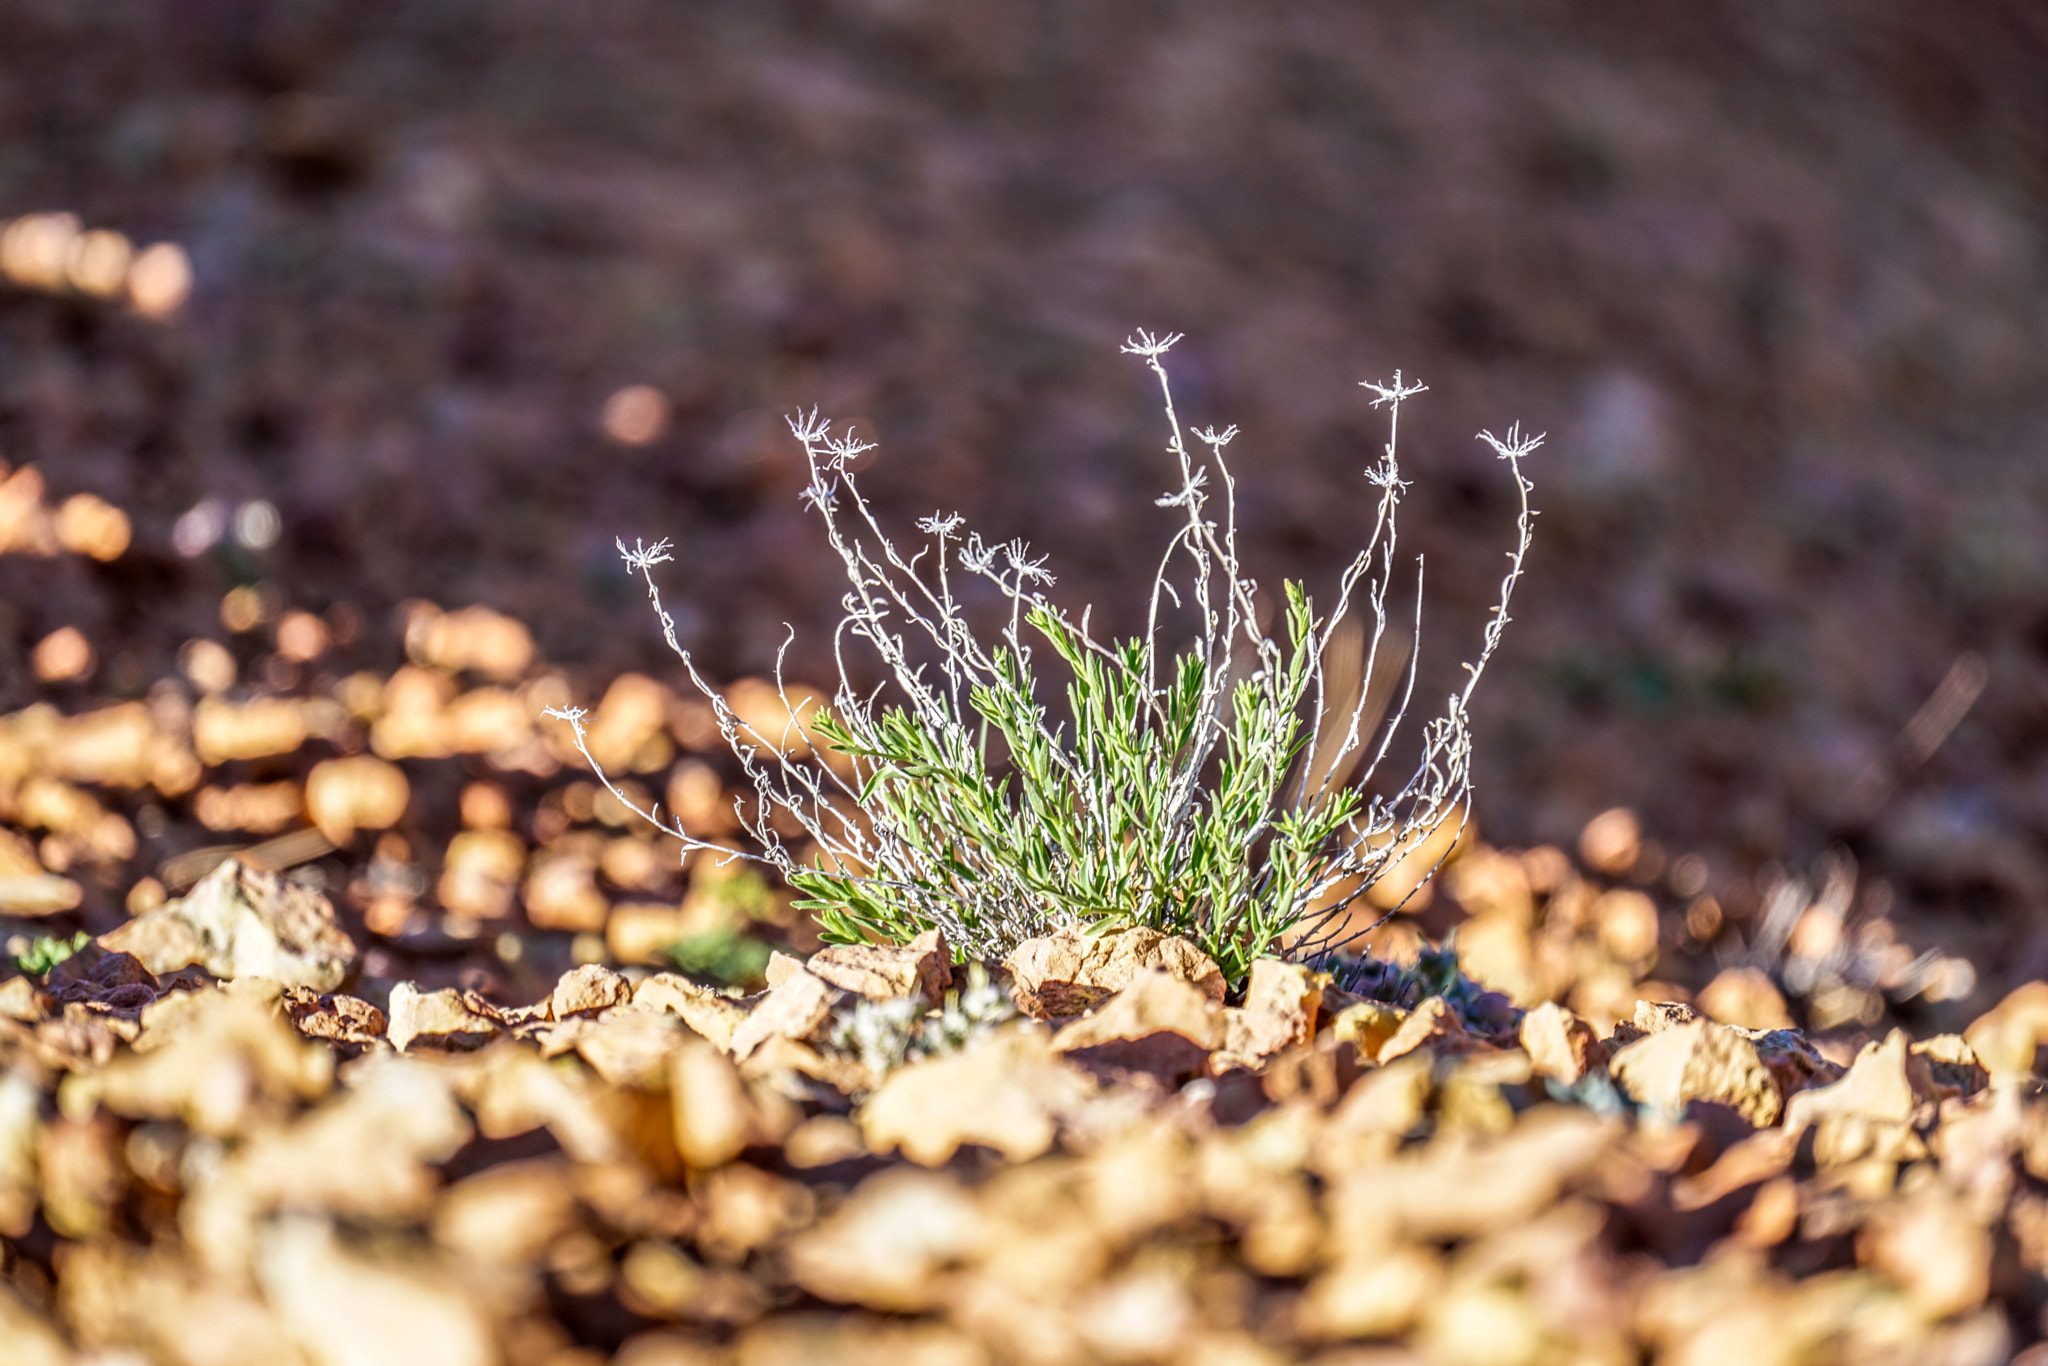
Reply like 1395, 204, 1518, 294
5, 925, 2048, 1364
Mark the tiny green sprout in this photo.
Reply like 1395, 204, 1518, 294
13, 931, 92, 978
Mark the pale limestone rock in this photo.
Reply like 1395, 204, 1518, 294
805, 927, 953, 1005
1378, 997, 1493, 1064
1519, 1001, 1607, 1086
549, 962, 632, 1019
435, 828, 523, 922
303, 755, 409, 845
634, 972, 746, 1053
1859, 1188, 1994, 1320
1669, 1129, 1800, 1213
0, 828, 40, 879
1593, 888, 1660, 968
521, 850, 608, 933
0, 1281, 68, 1366
1325, 1107, 1614, 1243
861, 1028, 1095, 1166
1435, 1051, 1534, 1137
555, 1010, 683, 1088
100, 857, 354, 991
1608, 1018, 1840, 1127
1965, 981, 2048, 1084
279, 987, 386, 1050
783, 1115, 868, 1170
737, 1033, 874, 1097
1932, 1087, 2023, 1202
1053, 969, 1225, 1083
257, 1216, 493, 1366
1612, 999, 1704, 1045
1054, 968, 1225, 1050
1606, 1021, 1755, 1119
1329, 1000, 1407, 1060
613, 1332, 726, 1366
1637, 1260, 1831, 1366
1784, 1030, 1918, 1132
670, 1040, 756, 1168
386, 982, 502, 1053
694, 1164, 813, 1266
193, 697, 308, 766
238, 1057, 469, 1218
1003, 925, 1224, 1018
1075, 1269, 1196, 1363
1783, 1029, 1932, 1165
175, 1057, 469, 1280
786, 1167, 985, 1313
1418, 1280, 1547, 1366
75, 987, 330, 1142
0, 872, 81, 916
606, 902, 692, 967
431, 1158, 577, 1267
728, 968, 836, 1061
0, 976, 44, 1023
1325, 1054, 1434, 1145
2, 1081, 45, 1236
1218, 958, 1320, 1068
26, 1240, 305, 1366
1075, 1121, 1197, 1246
1299, 1244, 1441, 1340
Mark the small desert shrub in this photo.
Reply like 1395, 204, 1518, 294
552, 333, 1536, 987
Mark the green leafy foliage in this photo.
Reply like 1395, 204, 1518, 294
792, 587, 1364, 985
12, 931, 91, 977
667, 926, 773, 988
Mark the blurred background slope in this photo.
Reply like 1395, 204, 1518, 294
2, 0, 2046, 981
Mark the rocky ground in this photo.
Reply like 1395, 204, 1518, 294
8, 861, 2048, 1365
0, 483, 2036, 1362
5, 2, 2048, 1360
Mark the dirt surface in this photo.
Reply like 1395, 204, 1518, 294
3, 6, 2048, 1353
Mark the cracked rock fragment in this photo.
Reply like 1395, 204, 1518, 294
634, 972, 748, 1052
728, 968, 836, 1061
1003, 925, 1225, 1019
1053, 968, 1225, 1085
1608, 1016, 1840, 1127
99, 858, 355, 990
803, 927, 954, 1006
385, 982, 503, 1053
549, 962, 633, 1019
